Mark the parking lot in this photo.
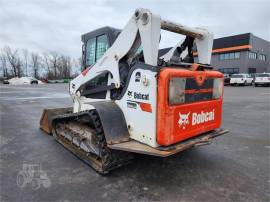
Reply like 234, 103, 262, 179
0, 84, 269, 201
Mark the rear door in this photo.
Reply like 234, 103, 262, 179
157, 67, 224, 146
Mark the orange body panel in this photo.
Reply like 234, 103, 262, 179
157, 67, 224, 146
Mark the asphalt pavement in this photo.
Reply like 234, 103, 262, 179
0, 84, 269, 201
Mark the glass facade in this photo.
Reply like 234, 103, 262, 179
218, 68, 239, 74
219, 52, 241, 60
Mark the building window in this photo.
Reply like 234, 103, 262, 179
259, 54, 266, 61
219, 54, 225, 60
233, 68, 239, 73
235, 52, 240, 59
248, 68, 256, 73
218, 68, 239, 75
249, 52, 257, 59
229, 53, 234, 59
219, 52, 240, 60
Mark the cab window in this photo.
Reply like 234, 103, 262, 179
87, 72, 108, 88
96, 35, 109, 61
86, 38, 96, 66
84, 72, 108, 99
85, 35, 108, 66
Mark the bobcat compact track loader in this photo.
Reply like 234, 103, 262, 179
40, 8, 229, 174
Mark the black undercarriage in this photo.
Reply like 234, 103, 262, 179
51, 110, 133, 174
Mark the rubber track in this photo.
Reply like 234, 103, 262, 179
51, 110, 133, 174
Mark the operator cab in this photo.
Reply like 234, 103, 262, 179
81, 27, 121, 69
81, 26, 144, 100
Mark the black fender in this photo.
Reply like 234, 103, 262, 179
90, 101, 130, 145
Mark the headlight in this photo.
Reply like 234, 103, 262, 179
169, 77, 186, 104
213, 78, 223, 99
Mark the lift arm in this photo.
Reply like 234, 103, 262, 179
69, 8, 213, 96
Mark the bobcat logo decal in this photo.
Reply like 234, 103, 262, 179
178, 112, 190, 129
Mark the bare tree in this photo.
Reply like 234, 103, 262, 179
70, 58, 81, 77
65, 56, 71, 78
42, 52, 60, 79
42, 53, 52, 79
0, 52, 8, 77
22, 49, 29, 76
1, 46, 77, 80
51, 52, 59, 78
31, 52, 41, 78
78, 57, 83, 71
3, 46, 23, 77
58, 56, 71, 78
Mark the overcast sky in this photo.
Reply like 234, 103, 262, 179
0, 0, 269, 58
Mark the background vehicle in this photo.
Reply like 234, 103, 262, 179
3, 79, 9, 84
254, 73, 270, 87
8, 77, 40, 85
30, 78, 38, 84
230, 74, 253, 86
40, 8, 228, 174
223, 74, 231, 85
47, 79, 65, 84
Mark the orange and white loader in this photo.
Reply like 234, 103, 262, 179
40, 8, 228, 174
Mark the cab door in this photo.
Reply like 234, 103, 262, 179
85, 35, 109, 67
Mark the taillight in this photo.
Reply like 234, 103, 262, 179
169, 78, 186, 104
268, 77, 270, 81
213, 78, 223, 99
